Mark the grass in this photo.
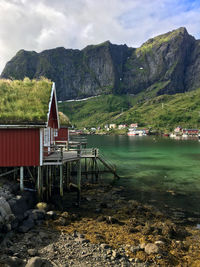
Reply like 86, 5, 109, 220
58, 94, 135, 128
59, 112, 71, 127
0, 77, 52, 124
59, 87, 200, 131
136, 28, 185, 54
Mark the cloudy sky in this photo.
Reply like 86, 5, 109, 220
0, 0, 200, 72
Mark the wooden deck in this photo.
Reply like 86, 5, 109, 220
43, 148, 120, 179
43, 149, 96, 165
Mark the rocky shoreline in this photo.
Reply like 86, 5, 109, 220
1, 179, 200, 266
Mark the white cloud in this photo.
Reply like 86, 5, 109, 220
0, 0, 200, 72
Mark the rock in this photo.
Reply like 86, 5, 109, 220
9, 192, 35, 222
112, 250, 119, 259
25, 257, 53, 267
46, 210, 57, 220
39, 231, 49, 239
96, 216, 106, 222
155, 240, 165, 245
145, 243, 159, 254
100, 202, 107, 208
130, 246, 141, 253
100, 243, 110, 249
55, 216, 68, 226
28, 248, 38, 256
74, 237, 90, 244
3, 256, 25, 267
106, 216, 120, 224
29, 209, 45, 221
140, 243, 146, 249
18, 218, 35, 233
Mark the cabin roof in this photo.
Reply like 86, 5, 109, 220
58, 112, 71, 127
0, 77, 54, 125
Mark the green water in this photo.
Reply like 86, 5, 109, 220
87, 135, 200, 213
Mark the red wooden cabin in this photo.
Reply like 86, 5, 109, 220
0, 78, 60, 167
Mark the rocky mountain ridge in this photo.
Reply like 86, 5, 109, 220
1, 27, 200, 101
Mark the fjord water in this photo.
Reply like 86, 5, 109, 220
87, 135, 200, 213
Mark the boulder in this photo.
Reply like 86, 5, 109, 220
18, 218, 35, 233
145, 243, 160, 254
25, 257, 53, 267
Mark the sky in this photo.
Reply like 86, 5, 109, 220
0, 0, 200, 72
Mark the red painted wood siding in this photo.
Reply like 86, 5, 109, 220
55, 128, 68, 142
0, 129, 40, 167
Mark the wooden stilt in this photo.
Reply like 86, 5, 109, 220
46, 166, 49, 201
13, 168, 17, 181
49, 165, 52, 197
20, 166, 24, 192
60, 165, 63, 196
41, 166, 44, 199
85, 158, 88, 180
37, 166, 42, 200
77, 159, 81, 204
91, 158, 94, 183
95, 159, 98, 182
66, 163, 70, 190
77, 144, 81, 204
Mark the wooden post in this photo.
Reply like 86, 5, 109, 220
77, 144, 81, 204
85, 158, 88, 180
66, 163, 70, 190
13, 168, 17, 181
41, 166, 44, 199
60, 165, 63, 196
37, 166, 42, 199
95, 159, 98, 182
46, 166, 49, 201
91, 158, 94, 183
49, 165, 52, 197
20, 166, 24, 192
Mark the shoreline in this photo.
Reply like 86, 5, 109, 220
1, 181, 200, 266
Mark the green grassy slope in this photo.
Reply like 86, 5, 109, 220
58, 95, 135, 128
58, 89, 200, 131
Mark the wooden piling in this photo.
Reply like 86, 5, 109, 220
20, 166, 24, 192
46, 166, 49, 200
60, 164, 63, 196
37, 166, 42, 200
49, 165, 52, 197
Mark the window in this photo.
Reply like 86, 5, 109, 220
44, 128, 50, 146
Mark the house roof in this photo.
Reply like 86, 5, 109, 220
0, 77, 54, 125
58, 112, 71, 127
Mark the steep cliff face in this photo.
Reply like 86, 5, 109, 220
122, 27, 195, 96
1, 42, 130, 100
1, 27, 200, 100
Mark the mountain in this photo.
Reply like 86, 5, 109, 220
1, 27, 200, 101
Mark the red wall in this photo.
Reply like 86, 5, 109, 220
55, 128, 68, 142
0, 129, 40, 167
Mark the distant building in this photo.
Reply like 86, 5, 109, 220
130, 123, 138, 128
174, 126, 182, 133
109, 124, 116, 129
118, 124, 127, 129
182, 129, 199, 136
